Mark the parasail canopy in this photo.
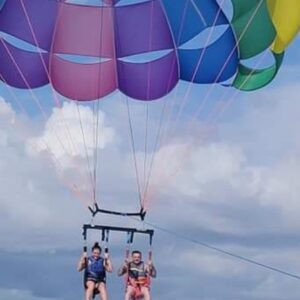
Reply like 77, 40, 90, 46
0, 0, 298, 102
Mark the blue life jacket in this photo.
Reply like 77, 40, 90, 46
85, 256, 106, 282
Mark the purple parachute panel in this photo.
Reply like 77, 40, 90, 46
0, 39, 49, 89
0, 0, 58, 51
115, 1, 174, 57
53, 3, 115, 58
118, 51, 178, 100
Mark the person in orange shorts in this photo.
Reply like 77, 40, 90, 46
118, 250, 156, 300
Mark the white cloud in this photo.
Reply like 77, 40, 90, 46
0, 99, 93, 250
24, 101, 115, 203
142, 83, 300, 236
27, 101, 114, 168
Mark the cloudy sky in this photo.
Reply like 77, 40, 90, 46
0, 1, 300, 300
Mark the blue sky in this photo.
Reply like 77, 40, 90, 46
0, 1, 300, 300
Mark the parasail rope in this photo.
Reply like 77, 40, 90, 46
92, 5, 107, 206
146, 0, 266, 198
20, 0, 81, 160
10, 0, 95, 204
135, 218, 300, 281
75, 100, 95, 200
0, 36, 90, 189
142, 0, 221, 205
151, 46, 270, 191
0, 73, 89, 205
125, 96, 143, 208
112, 0, 144, 210
142, 0, 191, 207
151, 0, 220, 158
180, 0, 265, 136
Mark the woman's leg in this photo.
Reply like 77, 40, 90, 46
98, 282, 108, 300
85, 281, 96, 300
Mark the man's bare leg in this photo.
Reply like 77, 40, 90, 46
125, 286, 135, 300
141, 287, 151, 300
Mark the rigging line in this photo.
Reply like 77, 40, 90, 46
151, 0, 264, 193
141, 0, 191, 207
93, 5, 106, 206
0, 76, 26, 115
76, 100, 96, 201
183, 0, 265, 138
142, 98, 168, 207
20, 0, 79, 158
93, 99, 101, 205
34, 137, 89, 204
0, 74, 89, 205
143, 0, 155, 206
143, 50, 271, 202
162, 47, 267, 188
207, 51, 270, 124
149, 62, 270, 196
37, 138, 90, 206
151, 0, 226, 192
0, 41, 46, 120
190, 0, 207, 27
156, 0, 190, 149
112, 4, 143, 209
21, 0, 96, 200
143, 102, 149, 198
92, 101, 97, 205
125, 96, 143, 208
144, 0, 216, 207
93, 98, 102, 206
162, 0, 226, 145
143, 0, 226, 203
0, 2, 89, 193
92, 101, 96, 204
39, 0, 96, 194
136, 218, 300, 281
0, 37, 75, 160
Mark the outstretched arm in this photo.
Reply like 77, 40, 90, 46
146, 262, 157, 278
104, 252, 113, 273
118, 261, 129, 276
77, 253, 87, 272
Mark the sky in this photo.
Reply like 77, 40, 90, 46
0, 1, 300, 300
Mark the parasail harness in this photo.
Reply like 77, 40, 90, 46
82, 204, 154, 300
88, 202, 147, 221
123, 230, 154, 300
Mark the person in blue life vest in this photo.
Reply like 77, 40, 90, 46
77, 242, 113, 300
118, 250, 156, 300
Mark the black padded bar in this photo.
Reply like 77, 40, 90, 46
83, 224, 154, 237
82, 224, 154, 246
88, 204, 147, 221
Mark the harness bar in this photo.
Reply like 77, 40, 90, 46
83, 224, 154, 245
88, 203, 146, 221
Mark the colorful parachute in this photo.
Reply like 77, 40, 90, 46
231, 0, 300, 90
0, 0, 298, 102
